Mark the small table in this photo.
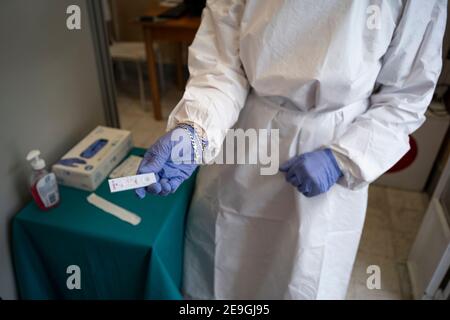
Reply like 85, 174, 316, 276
139, 6, 201, 120
12, 148, 196, 299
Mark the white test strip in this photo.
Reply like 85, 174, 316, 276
108, 173, 157, 193
87, 193, 141, 226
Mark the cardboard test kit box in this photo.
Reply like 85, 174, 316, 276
53, 126, 133, 191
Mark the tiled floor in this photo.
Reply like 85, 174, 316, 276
346, 185, 428, 300
117, 82, 428, 300
116, 82, 183, 148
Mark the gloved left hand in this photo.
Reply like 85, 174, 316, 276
280, 148, 343, 197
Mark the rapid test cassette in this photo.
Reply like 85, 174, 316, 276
108, 173, 157, 193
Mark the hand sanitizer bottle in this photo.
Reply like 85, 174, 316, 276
26, 150, 60, 210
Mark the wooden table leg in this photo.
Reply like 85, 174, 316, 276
175, 42, 185, 90
143, 27, 162, 120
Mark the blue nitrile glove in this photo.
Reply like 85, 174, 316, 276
279, 148, 343, 197
135, 125, 203, 198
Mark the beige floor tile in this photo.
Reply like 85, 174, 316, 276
391, 231, 415, 262
119, 113, 140, 132
352, 186, 419, 299
364, 207, 391, 230
389, 207, 425, 236
358, 223, 395, 259
117, 84, 183, 149
352, 251, 401, 293
117, 94, 148, 117
351, 283, 402, 300
132, 117, 167, 148
346, 275, 403, 300
385, 187, 429, 212
368, 185, 388, 212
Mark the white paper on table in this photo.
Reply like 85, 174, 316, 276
87, 193, 141, 226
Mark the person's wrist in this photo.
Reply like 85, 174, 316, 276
324, 148, 343, 178
176, 124, 205, 164
183, 122, 207, 148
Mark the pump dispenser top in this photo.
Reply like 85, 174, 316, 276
26, 150, 46, 170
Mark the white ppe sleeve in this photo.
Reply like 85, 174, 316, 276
167, 0, 249, 162
330, 0, 447, 190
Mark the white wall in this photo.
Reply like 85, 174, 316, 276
0, 0, 106, 299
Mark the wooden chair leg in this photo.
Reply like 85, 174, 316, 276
143, 28, 162, 120
136, 61, 147, 110
175, 43, 185, 90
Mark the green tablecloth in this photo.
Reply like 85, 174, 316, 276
12, 148, 196, 300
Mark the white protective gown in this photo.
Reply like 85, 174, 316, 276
167, 0, 446, 299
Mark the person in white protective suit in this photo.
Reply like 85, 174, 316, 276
136, 0, 447, 299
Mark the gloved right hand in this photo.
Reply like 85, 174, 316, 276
135, 125, 201, 198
